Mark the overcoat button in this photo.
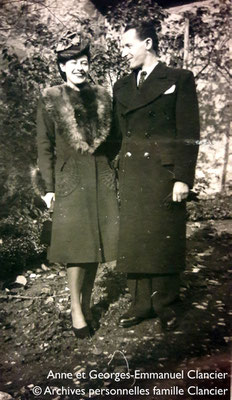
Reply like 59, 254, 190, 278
144, 152, 150, 159
126, 130, 132, 137
125, 152, 132, 157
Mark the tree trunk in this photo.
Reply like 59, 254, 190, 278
221, 122, 231, 192
183, 18, 189, 69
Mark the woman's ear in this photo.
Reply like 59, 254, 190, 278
59, 63, 66, 72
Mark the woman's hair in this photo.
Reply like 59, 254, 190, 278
57, 44, 90, 82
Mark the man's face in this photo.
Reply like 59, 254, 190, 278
121, 28, 147, 70
60, 55, 89, 86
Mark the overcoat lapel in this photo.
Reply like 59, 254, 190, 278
116, 63, 177, 115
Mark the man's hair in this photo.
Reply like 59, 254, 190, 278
124, 21, 159, 54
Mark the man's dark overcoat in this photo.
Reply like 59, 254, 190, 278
37, 84, 119, 263
111, 62, 200, 274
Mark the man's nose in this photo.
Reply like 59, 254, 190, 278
121, 48, 128, 58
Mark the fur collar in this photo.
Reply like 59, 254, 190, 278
41, 83, 111, 154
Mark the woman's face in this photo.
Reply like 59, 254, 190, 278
60, 55, 89, 87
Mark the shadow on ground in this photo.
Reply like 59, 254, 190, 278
0, 221, 231, 399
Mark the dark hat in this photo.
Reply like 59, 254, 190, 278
55, 31, 90, 57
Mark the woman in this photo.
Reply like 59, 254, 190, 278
37, 32, 119, 339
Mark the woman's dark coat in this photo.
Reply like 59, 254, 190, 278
110, 62, 200, 274
37, 84, 119, 263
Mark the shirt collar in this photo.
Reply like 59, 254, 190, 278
137, 61, 159, 84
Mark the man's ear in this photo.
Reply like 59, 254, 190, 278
59, 63, 66, 72
145, 38, 153, 51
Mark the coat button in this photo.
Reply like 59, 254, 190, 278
125, 152, 132, 157
149, 110, 156, 117
145, 132, 151, 138
126, 130, 132, 137
144, 152, 150, 159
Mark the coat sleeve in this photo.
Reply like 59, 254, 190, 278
174, 70, 200, 188
36, 96, 55, 192
101, 85, 122, 162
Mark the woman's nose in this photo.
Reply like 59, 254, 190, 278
73, 64, 83, 71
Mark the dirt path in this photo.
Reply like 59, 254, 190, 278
0, 220, 231, 399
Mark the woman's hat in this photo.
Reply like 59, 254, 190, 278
55, 31, 90, 56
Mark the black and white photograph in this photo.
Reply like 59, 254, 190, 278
0, 0, 231, 399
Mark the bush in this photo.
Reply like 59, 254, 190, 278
0, 196, 48, 280
187, 194, 232, 221
0, 0, 230, 278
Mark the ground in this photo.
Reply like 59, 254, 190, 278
0, 220, 231, 400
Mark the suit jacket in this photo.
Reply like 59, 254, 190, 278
111, 62, 200, 274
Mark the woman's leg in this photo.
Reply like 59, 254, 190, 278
67, 265, 86, 329
67, 263, 98, 329
81, 263, 98, 320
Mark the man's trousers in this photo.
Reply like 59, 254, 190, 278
127, 273, 180, 318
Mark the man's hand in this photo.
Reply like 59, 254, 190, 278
41, 192, 55, 209
172, 182, 189, 202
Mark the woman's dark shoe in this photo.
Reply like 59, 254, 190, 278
72, 325, 91, 339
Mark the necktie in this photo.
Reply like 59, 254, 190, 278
138, 71, 147, 88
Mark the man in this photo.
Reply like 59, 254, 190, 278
111, 22, 200, 331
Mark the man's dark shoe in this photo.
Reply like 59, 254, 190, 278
160, 309, 177, 332
119, 315, 145, 328
119, 310, 156, 328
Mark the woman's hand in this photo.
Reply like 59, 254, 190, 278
41, 192, 55, 209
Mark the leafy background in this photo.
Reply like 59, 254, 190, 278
0, 0, 231, 278
0, 2, 231, 398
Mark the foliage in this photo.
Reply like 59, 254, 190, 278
187, 194, 232, 221
0, 201, 47, 279
0, 40, 58, 280
166, 1, 231, 193
0, 0, 231, 275
106, 0, 166, 31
